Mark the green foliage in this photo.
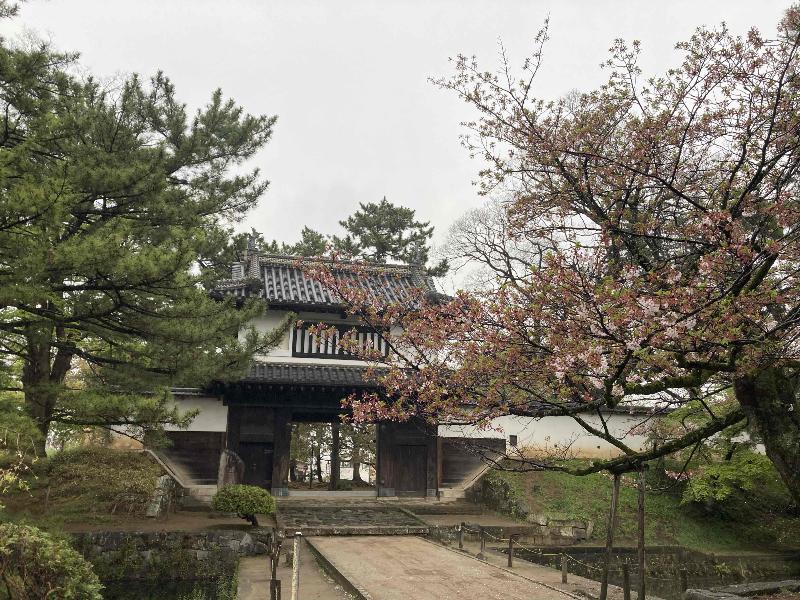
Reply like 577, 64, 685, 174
0, 395, 42, 509
482, 470, 531, 520
47, 447, 162, 515
0, 523, 102, 599
249, 197, 447, 274
177, 577, 237, 600
486, 465, 800, 552
0, 17, 282, 447
211, 484, 275, 519
334, 197, 448, 275
682, 451, 784, 505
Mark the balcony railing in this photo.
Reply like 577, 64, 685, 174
291, 322, 390, 360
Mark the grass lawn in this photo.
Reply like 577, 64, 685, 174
486, 468, 800, 553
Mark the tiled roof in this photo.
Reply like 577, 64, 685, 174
243, 362, 381, 388
214, 254, 439, 309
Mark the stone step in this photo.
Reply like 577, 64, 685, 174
284, 524, 430, 536
180, 484, 218, 509
438, 488, 467, 499
406, 501, 483, 515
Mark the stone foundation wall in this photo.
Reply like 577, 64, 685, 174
71, 530, 266, 582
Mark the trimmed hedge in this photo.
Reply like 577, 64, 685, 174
211, 484, 275, 526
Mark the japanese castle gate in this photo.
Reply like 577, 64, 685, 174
165, 253, 442, 498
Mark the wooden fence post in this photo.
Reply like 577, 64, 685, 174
638, 468, 647, 600
291, 532, 301, 600
561, 553, 568, 584
507, 535, 515, 568
622, 564, 631, 600
477, 527, 486, 561
458, 522, 465, 551
680, 568, 688, 600
600, 473, 621, 600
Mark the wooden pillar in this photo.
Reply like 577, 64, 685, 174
426, 422, 438, 497
271, 408, 292, 497
376, 423, 394, 497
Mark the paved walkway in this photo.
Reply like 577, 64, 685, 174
308, 536, 578, 600
237, 541, 352, 600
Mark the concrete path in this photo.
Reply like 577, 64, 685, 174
237, 542, 353, 600
308, 536, 578, 600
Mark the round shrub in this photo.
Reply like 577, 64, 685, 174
211, 484, 275, 526
0, 523, 102, 599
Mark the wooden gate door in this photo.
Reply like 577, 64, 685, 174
239, 442, 273, 488
395, 445, 426, 496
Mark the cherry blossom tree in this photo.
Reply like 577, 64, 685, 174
306, 8, 800, 505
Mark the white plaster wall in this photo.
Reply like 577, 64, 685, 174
439, 413, 650, 459
165, 396, 228, 432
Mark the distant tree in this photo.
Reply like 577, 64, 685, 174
340, 423, 375, 484
0, 19, 284, 453
288, 227, 328, 257
241, 199, 447, 275
334, 197, 448, 276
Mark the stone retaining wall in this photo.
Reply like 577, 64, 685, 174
686, 580, 800, 600
71, 530, 267, 582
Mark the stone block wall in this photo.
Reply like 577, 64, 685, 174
71, 530, 266, 582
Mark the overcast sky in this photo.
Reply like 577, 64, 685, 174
1, 1, 791, 276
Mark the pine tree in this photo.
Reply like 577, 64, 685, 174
0, 20, 284, 453
334, 197, 448, 276
250, 198, 448, 275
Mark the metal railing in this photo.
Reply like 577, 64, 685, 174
453, 522, 690, 600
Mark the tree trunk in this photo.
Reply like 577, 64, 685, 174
308, 442, 314, 488
600, 473, 621, 600
352, 443, 364, 483
637, 468, 646, 600
289, 459, 297, 482
24, 389, 52, 457
315, 446, 322, 483
22, 321, 74, 457
329, 422, 340, 491
734, 368, 800, 505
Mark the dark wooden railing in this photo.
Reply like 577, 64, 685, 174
291, 322, 389, 360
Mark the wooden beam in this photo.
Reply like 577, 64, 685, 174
271, 408, 292, 497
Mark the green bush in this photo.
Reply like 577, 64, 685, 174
682, 451, 785, 506
47, 447, 162, 515
0, 523, 102, 599
211, 484, 275, 526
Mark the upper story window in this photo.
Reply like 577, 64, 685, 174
291, 321, 390, 360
